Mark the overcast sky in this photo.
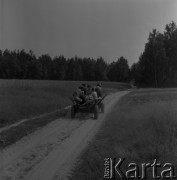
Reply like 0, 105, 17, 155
0, 0, 177, 65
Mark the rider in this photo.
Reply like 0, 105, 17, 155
81, 83, 87, 95
95, 83, 103, 98
72, 92, 83, 104
86, 84, 92, 95
76, 86, 86, 103
91, 87, 98, 100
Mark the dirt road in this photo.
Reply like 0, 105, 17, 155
0, 90, 129, 180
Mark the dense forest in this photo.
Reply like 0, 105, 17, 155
131, 21, 177, 87
0, 21, 177, 87
0, 49, 130, 82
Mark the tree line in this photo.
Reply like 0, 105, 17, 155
131, 21, 177, 87
0, 49, 130, 82
0, 21, 176, 86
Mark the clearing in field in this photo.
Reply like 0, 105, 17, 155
69, 88, 177, 180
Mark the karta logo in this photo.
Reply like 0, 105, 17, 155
104, 158, 176, 179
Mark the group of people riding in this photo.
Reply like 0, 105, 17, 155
72, 83, 103, 106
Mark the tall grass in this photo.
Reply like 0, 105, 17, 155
0, 79, 130, 128
0, 80, 74, 127
70, 90, 177, 180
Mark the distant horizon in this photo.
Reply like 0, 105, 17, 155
0, 0, 177, 66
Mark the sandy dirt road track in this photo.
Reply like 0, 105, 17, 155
0, 90, 129, 180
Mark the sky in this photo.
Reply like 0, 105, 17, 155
0, 0, 177, 65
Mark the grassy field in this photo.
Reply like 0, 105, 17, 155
0, 79, 130, 128
70, 88, 177, 180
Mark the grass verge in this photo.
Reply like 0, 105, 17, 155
0, 107, 68, 149
69, 89, 177, 180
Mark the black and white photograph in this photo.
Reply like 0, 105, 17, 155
0, 0, 177, 179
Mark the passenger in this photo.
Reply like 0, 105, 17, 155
81, 83, 87, 95
95, 83, 103, 98
72, 92, 83, 104
86, 84, 92, 95
91, 87, 98, 100
84, 94, 93, 105
85, 90, 93, 101
81, 88, 95, 107
77, 86, 86, 103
